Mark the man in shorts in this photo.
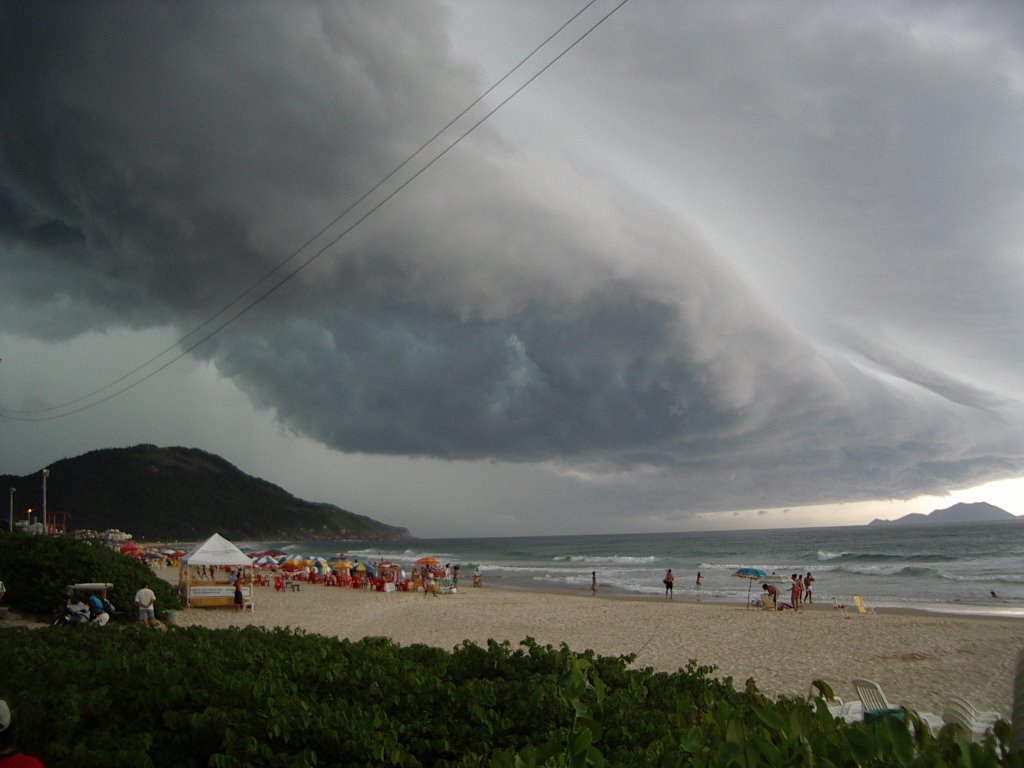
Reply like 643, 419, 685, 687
134, 585, 157, 625
803, 572, 815, 604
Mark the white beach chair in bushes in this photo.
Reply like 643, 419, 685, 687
941, 695, 1001, 741
851, 678, 943, 734
807, 684, 862, 722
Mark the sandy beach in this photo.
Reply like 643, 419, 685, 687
168, 572, 1024, 720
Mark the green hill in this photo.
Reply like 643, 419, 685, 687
1, 444, 412, 541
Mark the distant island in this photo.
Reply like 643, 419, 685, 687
0, 444, 413, 542
868, 501, 1016, 527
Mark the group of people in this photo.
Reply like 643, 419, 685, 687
589, 569, 705, 599
420, 564, 482, 596
761, 572, 815, 610
587, 568, 815, 605
58, 585, 158, 626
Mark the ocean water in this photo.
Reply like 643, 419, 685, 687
254, 520, 1024, 617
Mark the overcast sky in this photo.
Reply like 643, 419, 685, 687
2, 1, 1023, 537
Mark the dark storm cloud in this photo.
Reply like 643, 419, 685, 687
2, 0, 1023, 519
0, 1, 476, 330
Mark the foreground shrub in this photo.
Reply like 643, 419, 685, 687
0, 627, 1016, 767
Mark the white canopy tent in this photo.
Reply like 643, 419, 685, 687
180, 532, 255, 610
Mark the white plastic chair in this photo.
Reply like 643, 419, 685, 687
851, 678, 943, 733
807, 684, 862, 722
838, 701, 864, 722
941, 695, 1001, 741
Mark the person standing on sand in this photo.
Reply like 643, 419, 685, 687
803, 572, 814, 604
663, 569, 674, 599
134, 584, 157, 625
591, 571, 597, 595
423, 570, 438, 597
790, 574, 802, 611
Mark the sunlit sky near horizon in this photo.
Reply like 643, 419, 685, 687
2, 2, 1024, 537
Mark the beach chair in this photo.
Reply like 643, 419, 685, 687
852, 678, 943, 733
852, 595, 874, 615
825, 698, 864, 722
941, 695, 1001, 741
832, 597, 849, 618
807, 685, 860, 721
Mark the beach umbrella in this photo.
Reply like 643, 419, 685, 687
733, 568, 772, 609
733, 568, 791, 609
415, 557, 438, 566
733, 567, 770, 580
332, 560, 353, 571
310, 557, 330, 573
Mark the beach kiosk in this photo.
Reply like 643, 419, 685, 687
180, 532, 254, 610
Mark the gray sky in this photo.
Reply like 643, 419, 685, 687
2, 1, 1023, 537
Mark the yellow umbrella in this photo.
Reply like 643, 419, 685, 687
332, 560, 353, 570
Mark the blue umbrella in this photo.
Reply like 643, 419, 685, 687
733, 567, 770, 580
733, 568, 789, 608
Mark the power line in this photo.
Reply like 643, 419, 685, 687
0, 0, 631, 422
0, 0, 602, 419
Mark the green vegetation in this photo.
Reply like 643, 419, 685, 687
0, 629, 1016, 767
0, 534, 1017, 766
0, 444, 412, 540
0, 530, 179, 619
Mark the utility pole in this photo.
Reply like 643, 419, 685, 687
7, 487, 13, 532
42, 468, 49, 534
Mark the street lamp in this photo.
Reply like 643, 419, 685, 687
42, 468, 49, 534
8, 487, 13, 532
